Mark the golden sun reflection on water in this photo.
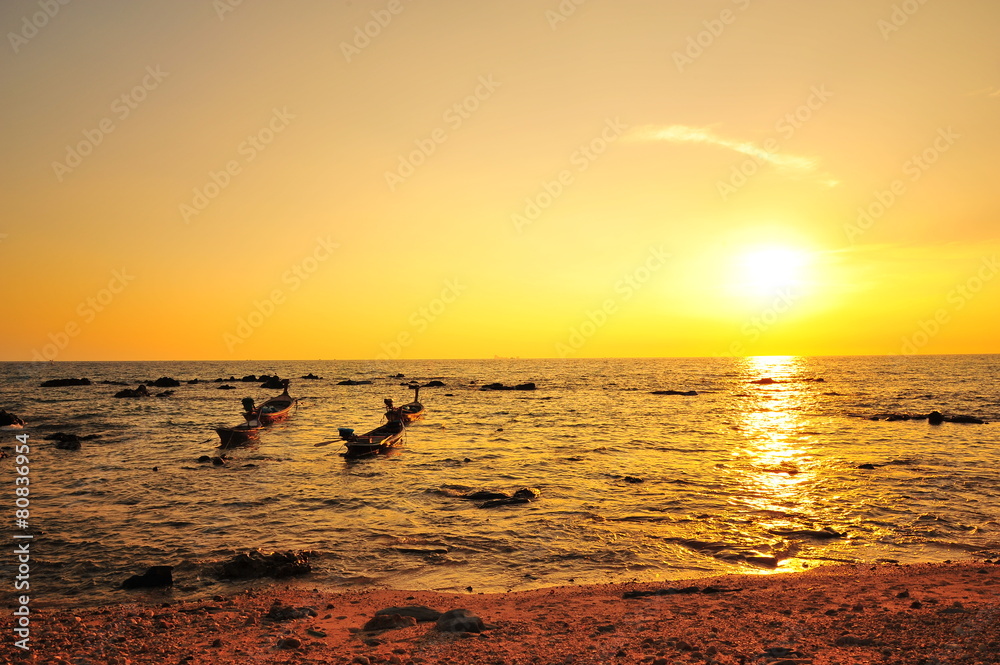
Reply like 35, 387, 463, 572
733, 356, 819, 571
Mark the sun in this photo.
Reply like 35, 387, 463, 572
738, 246, 811, 295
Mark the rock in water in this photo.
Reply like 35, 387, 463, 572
337, 379, 372, 386
435, 609, 485, 633
260, 376, 285, 389
512, 487, 540, 500
40, 378, 91, 387
217, 549, 311, 579
151, 377, 180, 387
927, 410, 944, 425
114, 385, 150, 398
0, 410, 26, 427
122, 565, 173, 589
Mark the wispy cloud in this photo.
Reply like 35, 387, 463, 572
968, 86, 1000, 98
628, 124, 818, 173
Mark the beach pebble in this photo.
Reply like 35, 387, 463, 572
276, 637, 301, 649
435, 609, 485, 633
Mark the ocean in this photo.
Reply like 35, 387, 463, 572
1, 356, 998, 608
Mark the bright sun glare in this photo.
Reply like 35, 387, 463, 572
740, 246, 811, 294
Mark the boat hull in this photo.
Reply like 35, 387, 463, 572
341, 421, 405, 459
216, 425, 262, 448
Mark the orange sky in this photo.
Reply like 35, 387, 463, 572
2, 0, 998, 360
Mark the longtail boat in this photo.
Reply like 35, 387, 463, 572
244, 380, 295, 425
339, 388, 424, 459
216, 412, 263, 448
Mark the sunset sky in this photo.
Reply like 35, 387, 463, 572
2, 0, 998, 360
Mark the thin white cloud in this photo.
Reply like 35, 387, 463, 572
628, 124, 818, 173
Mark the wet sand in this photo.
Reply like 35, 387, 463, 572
6, 562, 1000, 664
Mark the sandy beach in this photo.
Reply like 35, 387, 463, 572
6, 561, 999, 664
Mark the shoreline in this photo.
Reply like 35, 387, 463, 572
6, 561, 999, 664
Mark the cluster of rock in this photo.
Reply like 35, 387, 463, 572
461, 487, 540, 508
40, 377, 91, 387
868, 410, 987, 424
215, 549, 312, 579
479, 382, 536, 391
360, 605, 486, 634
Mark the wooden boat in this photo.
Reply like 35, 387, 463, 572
244, 380, 295, 425
388, 386, 424, 425
339, 420, 406, 459
216, 412, 263, 448
339, 390, 424, 459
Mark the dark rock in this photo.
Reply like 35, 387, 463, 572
464, 490, 510, 501
40, 378, 91, 387
301, 373, 322, 380
927, 410, 945, 425
114, 385, 150, 398
650, 390, 698, 396
186, 379, 201, 384
265, 600, 317, 621
479, 497, 530, 509
337, 379, 372, 386
211, 457, 225, 466
362, 614, 417, 631
374, 605, 442, 622
240, 375, 258, 382
435, 609, 485, 633
122, 565, 173, 589
0, 410, 25, 427
155, 391, 174, 398
52, 433, 82, 450
217, 549, 311, 579
946, 414, 986, 424
512, 487, 540, 500
885, 414, 909, 421
423, 380, 446, 387
260, 376, 285, 389
197, 455, 212, 463
99, 380, 130, 386
514, 382, 536, 390
750, 378, 776, 385
218, 385, 236, 390
151, 377, 180, 388
479, 382, 536, 391
275, 637, 301, 649
857, 463, 878, 470
623, 476, 644, 484
390, 373, 405, 378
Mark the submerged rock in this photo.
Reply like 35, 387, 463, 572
750, 378, 777, 385
480, 382, 536, 391
216, 549, 311, 579
151, 377, 180, 387
650, 390, 698, 396
40, 377, 91, 387
337, 379, 372, 386
217, 385, 236, 390
114, 385, 150, 398
301, 373, 322, 380
423, 380, 446, 387
122, 565, 173, 589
